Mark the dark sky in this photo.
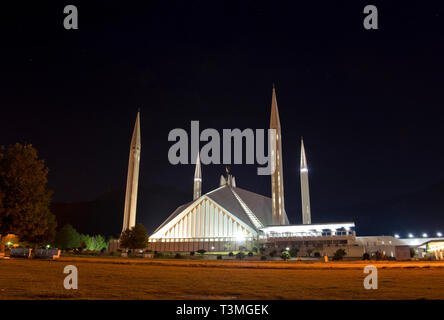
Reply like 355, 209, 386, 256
1, 1, 444, 235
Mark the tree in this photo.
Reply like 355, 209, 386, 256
259, 246, 266, 255
0, 143, 56, 253
332, 249, 347, 261
306, 249, 313, 257
289, 247, 299, 257
281, 250, 290, 261
236, 251, 245, 260
54, 224, 81, 250
119, 223, 148, 253
80, 234, 93, 250
119, 228, 132, 249
93, 235, 108, 251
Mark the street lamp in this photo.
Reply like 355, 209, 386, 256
408, 233, 414, 238
394, 234, 400, 239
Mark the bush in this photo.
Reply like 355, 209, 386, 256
174, 253, 182, 259
248, 251, 253, 257
197, 249, 206, 255
332, 249, 347, 261
190, 251, 195, 256
269, 250, 277, 257
228, 251, 234, 257
314, 252, 321, 257
236, 252, 245, 260
289, 247, 299, 257
363, 252, 370, 260
217, 255, 222, 260
154, 252, 164, 258
260, 255, 267, 261
281, 250, 290, 261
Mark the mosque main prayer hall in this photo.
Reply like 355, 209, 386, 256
120, 86, 443, 260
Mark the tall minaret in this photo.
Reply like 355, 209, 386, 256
122, 112, 141, 232
193, 152, 202, 200
270, 85, 289, 225
300, 138, 311, 224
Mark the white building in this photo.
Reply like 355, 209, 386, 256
148, 87, 356, 254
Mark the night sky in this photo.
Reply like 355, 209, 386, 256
1, 1, 444, 236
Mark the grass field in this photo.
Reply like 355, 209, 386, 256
1, 257, 444, 299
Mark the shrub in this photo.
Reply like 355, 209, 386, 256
217, 255, 222, 260
154, 252, 164, 258
260, 255, 267, 261
314, 252, 321, 258
269, 250, 277, 257
252, 246, 258, 253
332, 249, 347, 261
236, 252, 245, 260
228, 251, 234, 257
289, 247, 299, 257
281, 250, 290, 261
190, 251, 195, 256
174, 253, 182, 259
197, 249, 206, 255
363, 252, 370, 260
248, 251, 253, 257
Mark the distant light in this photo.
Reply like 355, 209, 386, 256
408, 233, 414, 238
46, 244, 51, 248
6, 242, 12, 246
300, 168, 308, 172
437, 232, 442, 237
394, 234, 400, 239
211, 246, 215, 250
286, 247, 290, 251
422, 233, 428, 238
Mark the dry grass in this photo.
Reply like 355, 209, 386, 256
1, 257, 444, 300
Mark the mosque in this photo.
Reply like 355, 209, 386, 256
145, 87, 358, 255
118, 86, 443, 260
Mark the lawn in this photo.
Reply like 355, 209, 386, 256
1, 257, 444, 299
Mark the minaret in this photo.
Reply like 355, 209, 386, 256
270, 85, 289, 225
193, 152, 202, 200
300, 138, 311, 224
122, 112, 141, 232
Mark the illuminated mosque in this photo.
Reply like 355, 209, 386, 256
145, 87, 359, 255
118, 86, 444, 260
